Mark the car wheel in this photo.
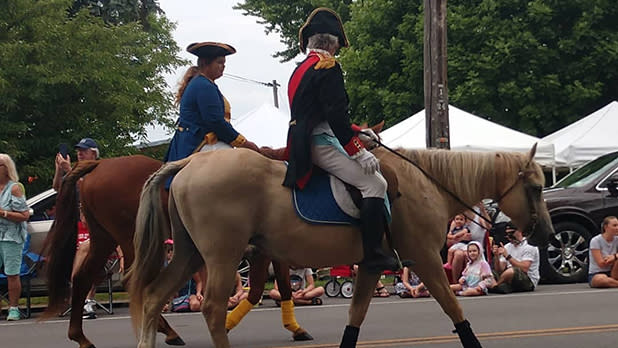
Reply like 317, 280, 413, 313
541, 221, 590, 283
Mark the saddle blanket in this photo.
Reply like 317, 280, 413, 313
293, 173, 391, 225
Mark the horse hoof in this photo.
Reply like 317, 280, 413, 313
293, 331, 314, 341
165, 337, 186, 346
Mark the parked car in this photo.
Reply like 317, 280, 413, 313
541, 151, 618, 283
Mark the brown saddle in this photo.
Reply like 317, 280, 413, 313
259, 147, 401, 207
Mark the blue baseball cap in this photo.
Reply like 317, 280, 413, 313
74, 138, 98, 149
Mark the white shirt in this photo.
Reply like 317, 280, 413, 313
501, 239, 540, 286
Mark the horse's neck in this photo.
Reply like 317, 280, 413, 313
379, 148, 497, 211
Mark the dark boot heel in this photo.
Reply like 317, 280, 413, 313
339, 325, 360, 348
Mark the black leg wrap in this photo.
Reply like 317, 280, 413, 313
339, 325, 360, 348
454, 320, 482, 348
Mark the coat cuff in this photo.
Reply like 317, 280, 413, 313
343, 136, 365, 156
230, 134, 247, 147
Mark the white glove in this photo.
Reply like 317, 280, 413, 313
352, 149, 380, 175
358, 129, 380, 148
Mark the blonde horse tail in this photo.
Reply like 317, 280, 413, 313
127, 156, 193, 331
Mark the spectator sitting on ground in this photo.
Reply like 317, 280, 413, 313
450, 242, 495, 296
446, 204, 490, 281
489, 224, 540, 294
395, 266, 429, 298
588, 216, 618, 288
269, 267, 324, 306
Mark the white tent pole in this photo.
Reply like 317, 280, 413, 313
552, 167, 556, 185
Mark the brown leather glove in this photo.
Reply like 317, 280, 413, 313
239, 140, 259, 152
259, 147, 287, 160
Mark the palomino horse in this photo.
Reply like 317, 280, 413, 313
41, 155, 311, 348
129, 145, 553, 348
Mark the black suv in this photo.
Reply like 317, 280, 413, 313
541, 151, 618, 283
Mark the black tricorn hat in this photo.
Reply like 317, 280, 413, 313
299, 7, 349, 54
186, 42, 236, 59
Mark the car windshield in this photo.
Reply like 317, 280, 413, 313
553, 152, 618, 188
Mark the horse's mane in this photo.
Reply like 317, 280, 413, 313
394, 148, 501, 203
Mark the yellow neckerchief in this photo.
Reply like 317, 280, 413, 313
309, 49, 336, 70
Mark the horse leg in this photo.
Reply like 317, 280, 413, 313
272, 261, 313, 341
202, 260, 241, 348
339, 267, 381, 348
68, 239, 114, 348
225, 252, 270, 332
137, 246, 202, 348
413, 252, 482, 348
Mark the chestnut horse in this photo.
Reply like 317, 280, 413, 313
41, 155, 311, 348
129, 145, 553, 348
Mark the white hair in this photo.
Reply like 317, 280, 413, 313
306, 33, 339, 53
0, 154, 19, 182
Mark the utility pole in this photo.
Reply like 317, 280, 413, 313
424, 0, 450, 149
270, 79, 280, 108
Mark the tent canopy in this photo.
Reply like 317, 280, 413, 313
232, 103, 289, 148
542, 101, 618, 168
380, 105, 555, 167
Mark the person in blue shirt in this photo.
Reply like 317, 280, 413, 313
164, 42, 259, 169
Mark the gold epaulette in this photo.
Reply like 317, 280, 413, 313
314, 53, 336, 70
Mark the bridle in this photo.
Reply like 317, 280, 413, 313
495, 159, 541, 240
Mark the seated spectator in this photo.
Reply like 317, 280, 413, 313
395, 266, 429, 298
446, 213, 471, 264
447, 204, 490, 281
450, 242, 495, 296
269, 267, 324, 306
171, 270, 204, 312
489, 225, 539, 294
588, 216, 618, 288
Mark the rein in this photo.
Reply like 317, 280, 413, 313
365, 133, 538, 234
367, 135, 493, 225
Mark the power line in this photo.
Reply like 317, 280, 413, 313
223, 73, 276, 87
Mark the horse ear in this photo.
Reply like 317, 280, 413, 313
528, 143, 538, 161
371, 120, 385, 134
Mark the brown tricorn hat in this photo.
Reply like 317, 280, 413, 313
186, 42, 236, 59
299, 7, 349, 54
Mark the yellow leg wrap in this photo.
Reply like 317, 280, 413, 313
225, 298, 254, 331
281, 299, 301, 333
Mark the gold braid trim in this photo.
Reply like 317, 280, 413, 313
230, 134, 247, 147
223, 96, 231, 122
314, 53, 336, 70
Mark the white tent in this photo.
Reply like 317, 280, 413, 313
541, 101, 618, 168
380, 105, 555, 167
232, 103, 289, 148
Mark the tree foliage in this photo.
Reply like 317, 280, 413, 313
235, 0, 618, 136
0, 0, 183, 194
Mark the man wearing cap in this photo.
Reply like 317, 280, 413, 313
283, 7, 398, 274
53, 137, 99, 192
163, 42, 259, 168
52, 137, 103, 318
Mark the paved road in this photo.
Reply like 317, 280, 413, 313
2, 283, 617, 348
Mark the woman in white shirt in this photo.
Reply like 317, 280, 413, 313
588, 216, 618, 288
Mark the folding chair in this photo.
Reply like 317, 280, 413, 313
0, 234, 44, 319
60, 253, 119, 317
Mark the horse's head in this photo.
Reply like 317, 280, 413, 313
494, 144, 554, 247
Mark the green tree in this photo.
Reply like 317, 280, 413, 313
0, 0, 183, 194
235, 0, 618, 136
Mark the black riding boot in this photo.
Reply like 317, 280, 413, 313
360, 197, 399, 274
